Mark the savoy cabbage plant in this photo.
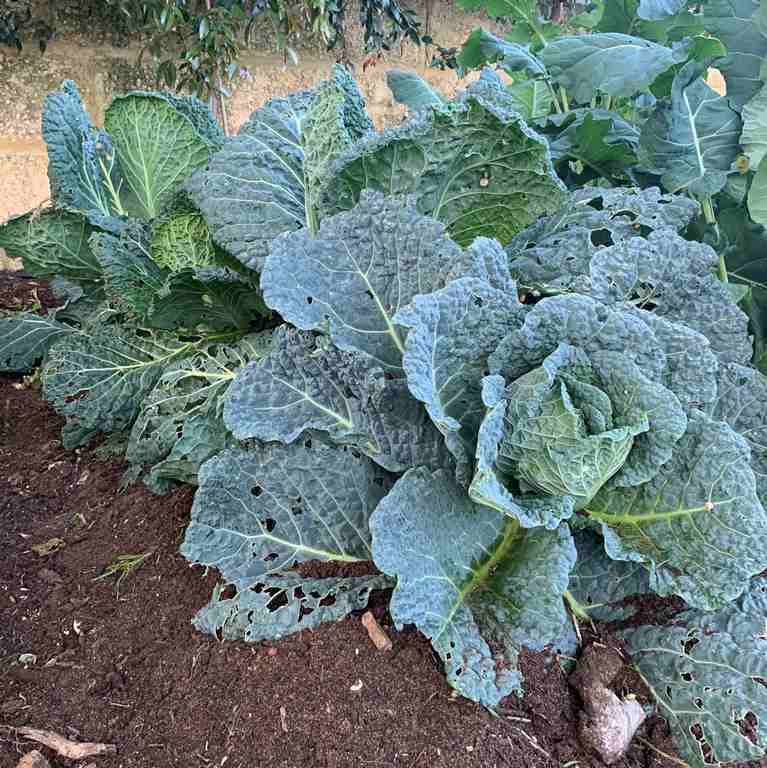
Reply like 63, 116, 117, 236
2, 48, 767, 768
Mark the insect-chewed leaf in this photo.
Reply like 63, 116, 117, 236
0, 312, 76, 372
371, 467, 576, 707
624, 577, 767, 767
181, 442, 391, 584
128, 332, 272, 491
590, 411, 767, 611
194, 573, 391, 643
42, 323, 195, 448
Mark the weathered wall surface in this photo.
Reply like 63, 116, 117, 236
0, 0, 493, 267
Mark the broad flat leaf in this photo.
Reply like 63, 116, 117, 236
470, 375, 575, 528
508, 80, 553, 121
42, 323, 194, 447
748, 155, 767, 226
128, 332, 272, 491
638, 61, 742, 196
394, 276, 527, 474
549, 112, 637, 179
371, 467, 575, 707
0, 210, 101, 284
568, 530, 650, 622
385, 69, 444, 111
0, 312, 75, 372
624, 577, 767, 767
589, 230, 753, 364
181, 442, 391, 583
262, 192, 464, 371
707, 363, 767, 505
454, 0, 556, 48
41, 80, 125, 226
545, 108, 640, 163
507, 186, 698, 291
322, 78, 566, 248
713, 203, 767, 371
456, 28, 547, 77
224, 326, 452, 473
188, 68, 371, 271
703, 0, 767, 110
104, 93, 214, 220
589, 410, 767, 610
740, 83, 767, 168
637, 0, 686, 19
539, 33, 676, 102
194, 573, 390, 643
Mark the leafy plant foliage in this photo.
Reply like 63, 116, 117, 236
3, 32, 767, 766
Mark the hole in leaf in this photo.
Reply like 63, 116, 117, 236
220, 584, 237, 600
365, 290, 374, 300
266, 590, 288, 611
685, 636, 701, 655
263, 552, 278, 563
590, 229, 613, 247
473, 295, 483, 308
304, 438, 312, 449
694, 698, 704, 710
682, 672, 693, 682
294, 587, 306, 600
373, 476, 385, 487
251, 485, 263, 497
319, 594, 336, 608
299, 603, 314, 620
263, 518, 276, 532
306, 296, 313, 304
737, 711, 758, 745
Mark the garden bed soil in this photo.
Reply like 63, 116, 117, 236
0, 273, 683, 768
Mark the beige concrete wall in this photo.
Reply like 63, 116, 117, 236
0, 2, 494, 268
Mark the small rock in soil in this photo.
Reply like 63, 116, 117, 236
15, 750, 50, 768
570, 644, 647, 765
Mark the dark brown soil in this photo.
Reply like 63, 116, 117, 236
0, 276, 680, 768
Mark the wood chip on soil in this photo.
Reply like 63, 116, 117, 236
17, 727, 116, 759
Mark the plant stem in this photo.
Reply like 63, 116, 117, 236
603, 93, 612, 111
564, 590, 591, 621
584, 499, 722, 526
547, 80, 563, 113
701, 197, 726, 282
559, 86, 570, 112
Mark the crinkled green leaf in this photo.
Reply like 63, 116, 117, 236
42, 323, 194, 448
128, 332, 272, 491
568, 530, 650, 622
470, 375, 575, 528
187, 67, 371, 271
104, 92, 215, 220
623, 577, 767, 767
708, 363, 767, 505
157, 91, 224, 152
0, 209, 101, 284
322, 77, 566, 248
41, 80, 125, 227
456, 28, 547, 77
371, 467, 576, 707
385, 69, 444, 111
627, 310, 719, 413
151, 211, 217, 272
748, 155, 767, 226
589, 230, 753, 364
589, 410, 767, 611
0, 312, 75, 372
638, 61, 742, 197
224, 326, 452, 474
507, 186, 698, 292
489, 294, 667, 387
539, 33, 676, 102
394, 275, 528, 476
702, 0, 767, 110
501, 343, 685, 506
181, 442, 391, 583
740, 83, 767, 169
195, 573, 391, 643
262, 192, 464, 371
